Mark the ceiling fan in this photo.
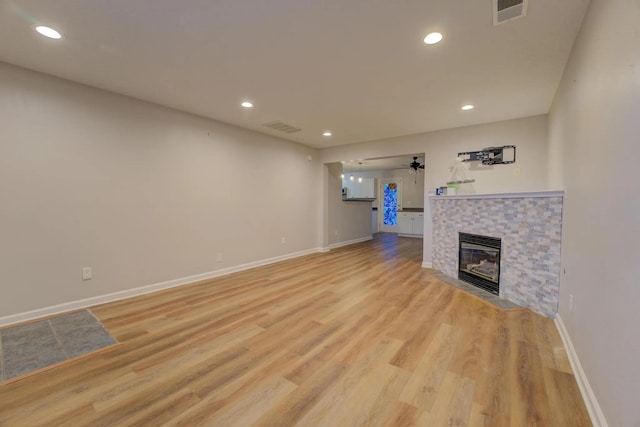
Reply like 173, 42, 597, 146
403, 157, 425, 172
402, 156, 425, 183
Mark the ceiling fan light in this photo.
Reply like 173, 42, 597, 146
405, 156, 424, 172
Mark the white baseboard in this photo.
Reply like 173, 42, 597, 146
327, 235, 373, 250
0, 247, 323, 328
555, 314, 608, 427
421, 262, 433, 268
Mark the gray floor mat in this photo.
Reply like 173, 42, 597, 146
1, 310, 116, 382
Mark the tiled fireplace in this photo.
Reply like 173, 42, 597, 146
430, 191, 564, 317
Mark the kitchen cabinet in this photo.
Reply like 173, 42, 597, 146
372, 209, 378, 234
397, 212, 424, 237
342, 178, 376, 199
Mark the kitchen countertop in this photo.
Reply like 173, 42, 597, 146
372, 207, 424, 212
342, 197, 375, 202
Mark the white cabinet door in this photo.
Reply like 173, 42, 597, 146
343, 177, 375, 198
414, 213, 424, 236
398, 212, 424, 236
397, 212, 412, 234
372, 210, 378, 234
361, 178, 375, 198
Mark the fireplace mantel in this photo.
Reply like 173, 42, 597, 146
429, 190, 564, 200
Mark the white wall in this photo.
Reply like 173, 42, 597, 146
0, 62, 320, 319
327, 163, 372, 246
548, 0, 640, 425
321, 115, 549, 195
385, 169, 425, 209
321, 115, 550, 266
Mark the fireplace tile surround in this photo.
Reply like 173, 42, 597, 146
430, 191, 564, 317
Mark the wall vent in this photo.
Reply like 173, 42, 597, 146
261, 120, 302, 134
493, 0, 528, 26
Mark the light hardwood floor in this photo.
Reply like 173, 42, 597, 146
0, 234, 591, 426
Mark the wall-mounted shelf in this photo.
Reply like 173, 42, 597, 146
446, 179, 476, 185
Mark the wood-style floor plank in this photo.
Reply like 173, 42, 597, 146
0, 234, 591, 426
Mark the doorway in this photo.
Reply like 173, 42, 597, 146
379, 178, 403, 233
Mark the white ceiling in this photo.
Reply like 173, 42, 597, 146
0, 0, 589, 149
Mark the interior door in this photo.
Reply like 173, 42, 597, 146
379, 178, 402, 233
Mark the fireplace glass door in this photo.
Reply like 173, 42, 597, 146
458, 233, 501, 295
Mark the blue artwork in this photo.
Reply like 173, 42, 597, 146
383, 183, 398, 226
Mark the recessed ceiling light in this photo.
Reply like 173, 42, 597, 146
461, 104, 475, 111
323, 131, 332, 137
241, 101, 253, 108
423, 32, 443, 45
35, 25, 62, 39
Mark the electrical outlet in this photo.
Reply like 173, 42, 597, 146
569, 294, 574, 312
513, 167, 521, 176
281, 236, 286, 244
217, 253, 223, 263
82, 267, 92, 281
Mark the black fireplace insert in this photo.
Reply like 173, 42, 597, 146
458, 232, 501, 295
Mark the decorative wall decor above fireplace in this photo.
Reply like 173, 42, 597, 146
458, 233, 502, 295
457, 145, 516, 165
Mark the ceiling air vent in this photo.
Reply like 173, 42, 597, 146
261, 120, 302, 134
493, 0, 528, 26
